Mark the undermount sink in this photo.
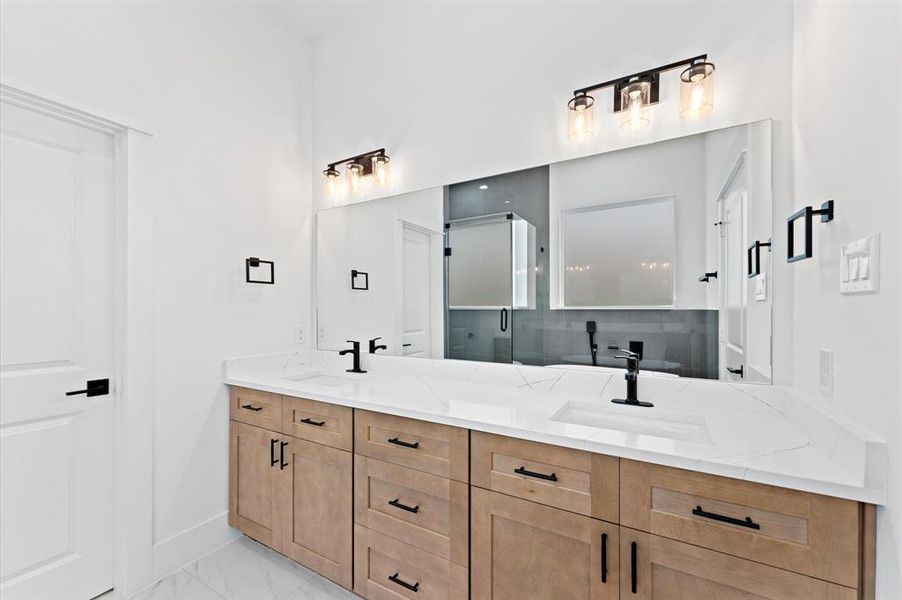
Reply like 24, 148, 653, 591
287, 373, 365, 387
551, 400, 712, 443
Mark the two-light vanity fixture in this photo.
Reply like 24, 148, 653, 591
323, 148, 392, 200
567, 54, 716, 141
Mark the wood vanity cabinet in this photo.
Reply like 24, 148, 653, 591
228, 388, 353, 589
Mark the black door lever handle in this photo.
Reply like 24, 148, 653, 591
66, 379, 110, 397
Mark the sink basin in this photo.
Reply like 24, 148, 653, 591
551, 400, 712, 443
287, 373, 364, 388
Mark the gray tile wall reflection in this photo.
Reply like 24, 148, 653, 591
445, 165, 719, 379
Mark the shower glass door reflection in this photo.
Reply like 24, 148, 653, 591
446, 214, 535, 364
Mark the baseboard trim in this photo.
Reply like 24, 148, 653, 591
152, 511, 240, 581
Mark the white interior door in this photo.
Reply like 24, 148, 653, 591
719, 182, 747, 381
0, 100, 116, 599
400, 225, 432, 357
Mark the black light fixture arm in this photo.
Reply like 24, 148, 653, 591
326, 147, 387, 170
572, 54, 708, 97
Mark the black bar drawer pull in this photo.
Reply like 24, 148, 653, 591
692, 505, 760, 530
300, 417, 325, 427
630, 541, 637, 594
279, 441, 289, 470
241, 403, 264, 412
600, 533, 608, 583
514, 466, 558, 482
388, 573, 419, 592
270, 438, 278, 466
388, 436, 419, 449
388, 498, 420, 514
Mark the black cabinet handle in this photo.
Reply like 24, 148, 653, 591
600, 533, 608, 583
388, 498, 420, 514
66, 378, 109, 397
515, 466, 558, 482
270, 438, 278, 466
279, 441, 288, 470
500, 307, 508, 332
388, 437, 419, 449
726, 365, 744, 378
241, 403, 263, 412
630, 541, 637, 594
388, 573, 419, 593
692, 505, 760, 530
300, 417, 325, 427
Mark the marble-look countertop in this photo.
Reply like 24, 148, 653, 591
225, 350, 886, 505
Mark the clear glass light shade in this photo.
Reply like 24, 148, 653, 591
347, 162, 365, 196
567, 94, 595, 141
679, 62, 715, 119
323, 168, 342, 199
373, 155, 392, 189
620, 80, 651, 130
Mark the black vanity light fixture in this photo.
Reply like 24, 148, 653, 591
567, 54, 716, 141
323, 148, 391, 200
246, 257, 275, 284
787, 201, 834, 263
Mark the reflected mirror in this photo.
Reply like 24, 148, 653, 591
316, 120, 774, 383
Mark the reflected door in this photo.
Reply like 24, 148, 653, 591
401, 225, 433, 357
720, 184, 747, 381
446, 219, 513, 363
0, 100, 115, 598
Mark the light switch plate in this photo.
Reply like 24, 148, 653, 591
840, 234, 879, 294
754, 274, 767, 302
819, 349, 834, 397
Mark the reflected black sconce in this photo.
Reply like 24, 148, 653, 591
698, 271, 718, 283
245, 257, 274, 284
787, 201, 835, 263
323, 148, 391, 200
350, 269, 369, 290
567, 53, 716, 140
747, 239, 772, 278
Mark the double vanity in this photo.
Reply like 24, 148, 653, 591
224, 351, 883, 599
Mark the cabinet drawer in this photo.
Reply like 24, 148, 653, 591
230, 386, 282, 430
282, 395, 353, 451
353, 525, 468, 600
471, 431, 618, 522
620, 460, 861, 588
620, 528, 857, 600
355, 410, 468, 482
355, 455, 468, 565
471, 487, 619, 600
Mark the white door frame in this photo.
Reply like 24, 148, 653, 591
0, 84, 156, 596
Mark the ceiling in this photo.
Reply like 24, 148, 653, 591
259, 1, 387, 40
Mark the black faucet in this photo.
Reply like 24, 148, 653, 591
369, 337, 388, 354
608, 345, 653, 407
586, 321, 598, 366
339, 340, 366, 373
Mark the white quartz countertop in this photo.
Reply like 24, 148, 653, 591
225, 350, 886, 505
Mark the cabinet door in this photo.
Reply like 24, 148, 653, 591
229, 420, 278, 546
275, 435, 353, 590
471, 487, 618, 600
619, 528, 858, 600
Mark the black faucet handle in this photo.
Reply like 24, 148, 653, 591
371, 336, 382, 342
608, 345, 640, 359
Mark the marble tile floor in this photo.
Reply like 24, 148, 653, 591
95, 536, 358, 600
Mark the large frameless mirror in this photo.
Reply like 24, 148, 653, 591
316, 120, 774, 383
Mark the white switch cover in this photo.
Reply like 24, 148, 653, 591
819, 349, 834, 397
840, 234, 879, 294
754, 274, 767, 301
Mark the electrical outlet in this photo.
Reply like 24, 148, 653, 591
819, 349, 834, 397
294, 324, 304, 345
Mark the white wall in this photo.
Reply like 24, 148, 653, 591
0, 1, 313, 588
549, 133, 709, 309
790, 2, 902, 596
316, 188, 444, 356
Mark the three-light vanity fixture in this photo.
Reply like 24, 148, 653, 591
323, 148, 391, 200
567, 54, 716, 141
